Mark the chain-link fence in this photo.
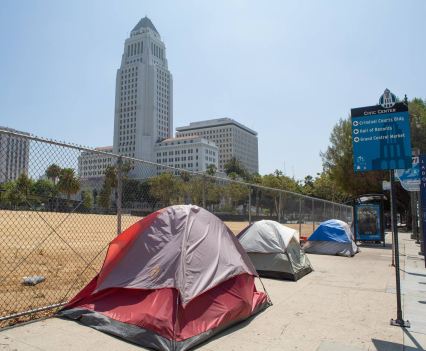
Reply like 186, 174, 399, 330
0, 128, 353, 328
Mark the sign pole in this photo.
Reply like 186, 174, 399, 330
351, 90, 412, 328
389, 185, 395, 267
389, 170, 410, 327
420, 155, 426, 260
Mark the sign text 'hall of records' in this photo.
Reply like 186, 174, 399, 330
352, 107, 406, 143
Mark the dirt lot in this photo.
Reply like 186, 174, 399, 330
0, 210, 317, 327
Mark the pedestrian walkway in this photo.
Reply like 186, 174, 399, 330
0, 232, 424, 350
399, 233, 426, 350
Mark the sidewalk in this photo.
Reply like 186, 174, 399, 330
398, 233, 426, 349
0, 232, 425, 351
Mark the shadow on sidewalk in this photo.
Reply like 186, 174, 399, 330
400, 269, 426, 278
372, 338, 422, 351
357, 242, 393, 250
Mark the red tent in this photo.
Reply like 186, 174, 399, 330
59, 205, 269, 350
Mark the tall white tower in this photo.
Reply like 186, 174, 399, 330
113, 17, 173, 164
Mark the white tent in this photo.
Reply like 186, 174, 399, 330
238, 220, 313, 281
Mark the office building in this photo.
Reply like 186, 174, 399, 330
0, 127, 30, 183
113, 17, 173, 166
176, 118, 258, 174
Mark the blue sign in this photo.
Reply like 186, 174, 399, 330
395, 156, 420, 191
354, 203, 382, 241
351, 102, 412, 172
420, 155, 426, 249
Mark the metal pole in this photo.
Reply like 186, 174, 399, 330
389, 182, 395, 267
323, 201, 326, 222
298, 198, 302, 236
116, 156, 123, 235
202, 176, 206, 208
278, 192, 282, 223
410, 192, 417, 240
415, 191, 420, 244
248, 186, 252, 224
419, 187, 425, 257
389, 170, 410, 327
312, 198, 315, 232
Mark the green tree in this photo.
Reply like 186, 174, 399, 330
149, 172, 180, 206
302, 175, 314, 196
224, 157, 247, 179
32, 179, 57, 208
15, 173, 33, 198
409, 98, 426, 152
98, 183, 112, 209
57, 168, 80, 201
45, 164, 62, 185
81, 190, 93, 210
100, 162, 132, 207
224, 180, 248, 213
321, 117, 384, 196
311, 172, 349, 202
104, 165, 118, 188
2, 181, 24, 207
206, 164, 217, 176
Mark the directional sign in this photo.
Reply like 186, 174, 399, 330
395, 156, 420, 191
351, 102, 412, 172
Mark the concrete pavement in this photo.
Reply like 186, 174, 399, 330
1, 232, 425, 351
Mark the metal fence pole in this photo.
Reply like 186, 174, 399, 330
323, 201, 326, 222
202, 176, 206, 208
278, 192, 282, 223
312, 198, 315, 232
248, 186, 252, 224
299, 197, 302, 236
116, 156, 123, 235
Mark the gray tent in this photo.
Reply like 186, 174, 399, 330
237, 220, 313, 281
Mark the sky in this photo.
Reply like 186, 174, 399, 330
0, 0, 425, 180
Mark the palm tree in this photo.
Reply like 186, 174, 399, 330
45, 164, 62, 185
57, 168, 80, 202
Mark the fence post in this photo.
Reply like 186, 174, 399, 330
116, 156, 123, 235
298, 197, 302, 236
202, 176, 206, 208
323, 201, 326, 222
312, 198, 315, 232
248, 186, 252, 224
278, 192, 282, 223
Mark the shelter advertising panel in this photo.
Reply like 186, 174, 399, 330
354, 203, 383, 241
351, 102, 412, 172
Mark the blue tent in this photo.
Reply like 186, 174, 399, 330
308, 220, 352, 243
303, 219, 359, 257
